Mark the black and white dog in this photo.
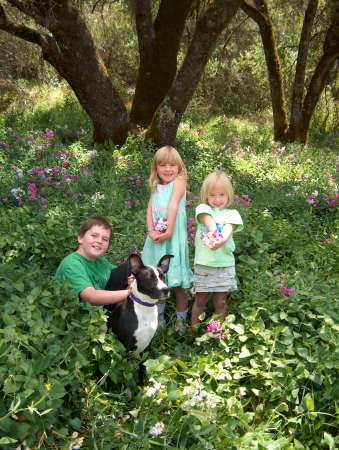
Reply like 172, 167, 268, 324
105, 254, 172, 353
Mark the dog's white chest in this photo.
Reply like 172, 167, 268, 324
134, 305, 158, 353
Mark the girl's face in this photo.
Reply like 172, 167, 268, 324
156, 163, 179, 185
207, 189, 228, 210
77, 225, 111, 260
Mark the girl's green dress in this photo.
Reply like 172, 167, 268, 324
142, 181, 193, 288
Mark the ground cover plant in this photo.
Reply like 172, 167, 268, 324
0, 90, 338, 449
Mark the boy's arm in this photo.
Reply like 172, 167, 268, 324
80, 287, 129, 305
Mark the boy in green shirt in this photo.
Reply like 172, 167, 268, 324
56, 216, 132, 306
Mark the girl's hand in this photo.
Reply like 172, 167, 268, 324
154, 231, 169, 243
149, 230, 161, 241
210, 236, 226, 250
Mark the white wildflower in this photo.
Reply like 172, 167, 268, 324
145, 378, 162, 397
91, 192, 105, 206
11, 187, 25, 199
149, 421, 165, 437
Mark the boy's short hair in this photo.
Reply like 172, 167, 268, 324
200, 170, 234, 206
78, 216, 112, 243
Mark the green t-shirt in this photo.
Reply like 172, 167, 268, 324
194, 204, 243, 267
55, 252, 115, 295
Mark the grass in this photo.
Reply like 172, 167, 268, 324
0, 85, 338, 449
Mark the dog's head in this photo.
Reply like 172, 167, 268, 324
129, 254, 172, 303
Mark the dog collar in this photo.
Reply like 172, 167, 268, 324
129, 293, 155, 307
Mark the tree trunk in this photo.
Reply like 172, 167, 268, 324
288, 0, 318, 141
130, 0, 194, 127
241, 0, 288, 141
290, 2, 339, 143
1, 0, 130, 145
148, 0, 241, 146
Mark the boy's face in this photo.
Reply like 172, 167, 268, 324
77, 225, 111, 260
207, 190, 228, 210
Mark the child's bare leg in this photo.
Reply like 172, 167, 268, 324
191, 292, 209, 326
173, 287, 188, 312
212, 292, 229, 319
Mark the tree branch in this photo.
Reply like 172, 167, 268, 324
0, 3, 47, 46
134, 0, 155, 58
6, 0, 45, 25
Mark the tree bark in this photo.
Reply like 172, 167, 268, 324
0, 0, 130, 145
148, 0, 241, 146
130, 0, 194, 127
288, 0, 318, 141
241, 0, 288, 141
295, 6, 339, 142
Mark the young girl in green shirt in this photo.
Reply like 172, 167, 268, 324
191, 171, 243, 328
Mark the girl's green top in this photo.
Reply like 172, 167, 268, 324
194, 203, 243, 267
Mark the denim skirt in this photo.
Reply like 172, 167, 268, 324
194, 264, 237, 293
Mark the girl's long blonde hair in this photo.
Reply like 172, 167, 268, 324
200, 170, 234, 206
149, 146, 187, 190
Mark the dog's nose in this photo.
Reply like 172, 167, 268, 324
159, 287, 170, 300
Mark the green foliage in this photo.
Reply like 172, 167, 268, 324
0, 95, 338, 448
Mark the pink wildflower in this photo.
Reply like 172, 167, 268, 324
80, 165, 89, 176
206, 319, 224, 340
40, 197, 48, 208
45, 129, 55, 138
327, 198, 337, 208
280, 286, 295, 297
306, 195, 318, 205
27, 182, 37, 201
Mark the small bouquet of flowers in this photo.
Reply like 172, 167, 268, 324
200, 224, 223, 249
154, 217, 168, 233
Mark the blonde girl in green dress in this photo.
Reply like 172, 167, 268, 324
142, 146, 193, 334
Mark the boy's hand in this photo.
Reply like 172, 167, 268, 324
127, 275, 135, 288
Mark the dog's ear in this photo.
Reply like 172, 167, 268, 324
157, 254, 173, 274
129, 253, 145, 275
